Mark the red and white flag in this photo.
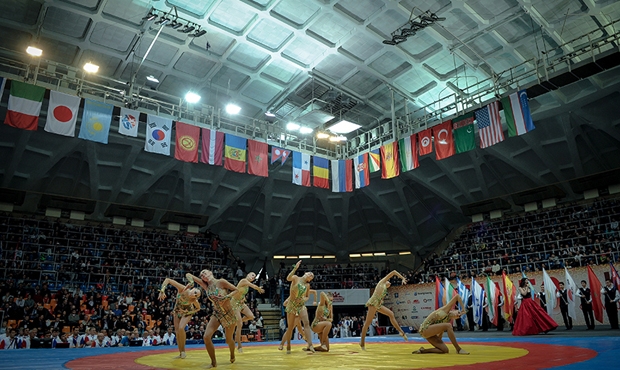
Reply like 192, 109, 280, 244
44, 90, 81, 137
476, 101, 505, 148
418, 128, 433, 156
200, 128, 224, 166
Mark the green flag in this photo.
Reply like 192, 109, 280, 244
452, 112, 475, 153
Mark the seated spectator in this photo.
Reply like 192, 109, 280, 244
162, 327, 176, 346
91, 332, 110, 348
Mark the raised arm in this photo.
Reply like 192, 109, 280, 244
380, 270, 407, 284
188, 273, 208, 291
158, 278, 188, 300
287, 260, 302, 282
238, 279, 265, 294
218, 278, 238, 293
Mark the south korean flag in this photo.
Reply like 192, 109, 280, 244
145, 114, 172, 156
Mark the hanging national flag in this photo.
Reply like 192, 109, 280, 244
542, 268, 560, 316
331, 159, 353, 193
452, 112, 476, 154
224, 134, 247, 173
456, 278, 470, 327
433, 120, 455, 160
398, 134, 418, 172
502, 89, 535, 137
0, 77, 5, 103
353, 153, 370, 189
292, 151, 310, 186
476, 102, 504, 148
271, 147, 291, 165
502, 271, 516, 323
380, 142, 399, 179
434, 276, 444, 310
174, 122, 200, 163
118, 107, 140, 137
313, 156, 329, 189
444, 278, 456, 307
564, 267, 578, 321
587, 265, 604, 323
484, 276, 499, 326
200, 128, 224, 166
471, 278, 485, 326
4, 80, 45, 131
418, 128, 433, 156
368, 149, 380, 172
44, 90, 81, 137
145, 114, 172, 156
78, 99, 113, 144
611, 263, 620, 291
248, 139, 268, 177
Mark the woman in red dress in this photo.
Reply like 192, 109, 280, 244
512, 278, 558, 336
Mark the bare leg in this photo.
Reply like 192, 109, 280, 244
203, 317, 220, 368
299, 308, 314, 352
175, 315, 191, 357
360, 306, 377, 349
414, 324, 467, 354
240, 304, 255, 323
378, 306, 407, 340
234, 310, 243, 351
225, 324, 236, 363
283, 311, 297, 353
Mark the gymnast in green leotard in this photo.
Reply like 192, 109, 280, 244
281, 260, 317, 354
412, 294, 469, 355
231, 272, 265, 353
158, 277, 201, 359
311, 291, 333, 352
360, 270, 408, 350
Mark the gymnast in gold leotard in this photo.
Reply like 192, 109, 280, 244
188, 270, 238, 369
311, 291, 333, 352
412, 293, 469, 355
231, 272, 264, 353
360, 270, 408, 350
158, 277, 201, 359
281, 260, 317, 354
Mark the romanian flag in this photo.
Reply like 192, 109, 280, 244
502, 271, 516, 323
380, 142, 399, 179
313, 156, 329, 189
174, 121, 200, 163
224, 134, 246, 173
369, 149, 380, 172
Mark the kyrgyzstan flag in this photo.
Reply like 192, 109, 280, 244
418, 128, 433, 156
200, 128, 224, 166
174, 121, 200, 163
247, 139, 268, 177
433, 120, 455, 160
44, 90, 81, 137
224, 134, 247, 173
4, 80, 45, 131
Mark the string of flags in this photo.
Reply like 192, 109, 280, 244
1, 78, 536, 192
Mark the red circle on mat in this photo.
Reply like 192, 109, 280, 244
53, 105, 73, 122
64, 342, 597, 370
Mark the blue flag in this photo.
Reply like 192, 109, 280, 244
471, 277, 485, 326
79, 99, 113, 144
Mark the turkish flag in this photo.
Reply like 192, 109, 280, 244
418, 128, 433, 156
433, 120, 455, 160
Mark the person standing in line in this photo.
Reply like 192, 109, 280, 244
496, 292, 505, 331
466, 294, 475, 331
538, 283, 547, 311
576, 280, 595, 330
359, 270, 408, 350
556, 282, 573, 330
601, 279, 620, 329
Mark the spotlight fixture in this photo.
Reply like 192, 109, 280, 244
382, 39, 397, 45
185, 92, 201, 103
401, 28, 416, 37
392, 35, 407, 42
383, 9, 446, 46
169, 20, 183, 29
225, 103, 241, 115
83, 62, 99, 73
316, 132, 330, 139
155, 16, 170, 25
299, 126, 313, 134
192, 28, 207, 37
146, 75, 159, 83
264, 111, 276, 117
286, 122, 300, 131
179, 24, 195, 33
26, 46, 43, 57
142, 10, 157, 21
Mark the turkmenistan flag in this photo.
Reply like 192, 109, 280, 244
452, 112, 475, 153
4, 80, 46, 131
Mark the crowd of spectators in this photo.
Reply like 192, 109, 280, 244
1, 195, 619, 349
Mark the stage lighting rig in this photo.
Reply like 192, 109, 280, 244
383, 10, 445, 46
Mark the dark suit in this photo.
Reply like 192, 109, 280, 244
578, 287, 594, 329
602, 285, 619, 329
557, 289, 573, 329
466, 295, 475, 331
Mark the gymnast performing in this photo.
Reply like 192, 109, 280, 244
230, 271, 264, 353
281, 260, 317, 354
412, 294, 469, 355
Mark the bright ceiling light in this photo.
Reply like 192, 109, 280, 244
323, 255, 335, 259
26, 46, 42, 57
265, 111, 276, 117
399, 251, 412, 255
225, 103, 241, 114
299, 126, 313, 134
374, 252, 386, 256
327, 119, 361, 134
361, 253, 373, 257
311, 255, 323, 259
273, 255, 285, 259
299, 255, 310, 259
286, 122, 300, 131
146, 75, 159, 83
349, 254, 361, 258
185, 92, 201, 103
316, 132, 330, 139
328, 135, 347, 142
83, 62, 99, 73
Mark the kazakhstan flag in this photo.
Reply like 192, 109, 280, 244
78, 99, 113, 144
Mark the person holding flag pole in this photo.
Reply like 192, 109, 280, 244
512, 277, 558, 336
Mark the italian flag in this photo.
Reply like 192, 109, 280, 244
4, 81, 46, 131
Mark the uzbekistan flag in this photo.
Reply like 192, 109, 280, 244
398, 133, 418, 172
313, 156, 329, 189
174, 122, 200, 163
4, 80, 45, 131
331, 159, 353, 193
224, 134, 247, 173
368, 149, 380, 172
292, 151, 310, 186
380, 142, 400, 179
353, 153, 370, 189
502, 89, 535, 137
200, 128, 224, 166
78, 99, 113, 144
44, 90, 81, 137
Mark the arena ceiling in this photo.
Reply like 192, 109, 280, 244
1, 0, 620, 269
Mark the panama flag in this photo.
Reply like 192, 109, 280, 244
78, 99, 113, 144
471, 278, 485, 326
331, 159, 353, 193
4, 80, 45, 131
501, 89, 535, 137
118, 107, 140, 137
145, 114, 172, 156
44, 90, 81, 137
418, 128, 433, 156
564, 267, 578, 320
353, 153, 370, 189
200, 128, 224, 166
398, 133, 418, 172
174, 122, 200, 163
292, 151, 310, 186
368, 149, 380, 172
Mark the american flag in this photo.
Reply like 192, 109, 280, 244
476, 101, 504, 148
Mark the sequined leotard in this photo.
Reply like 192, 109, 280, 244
311, 300, 332, 329
418, 310, 451, 338
206, 284, 237, 327
173, 292, 199, 319
231, 285, 249, 311
285, 282, 308, 315
366, 282, 389, 309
